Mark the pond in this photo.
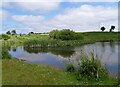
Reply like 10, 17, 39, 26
9, 42, 119, 78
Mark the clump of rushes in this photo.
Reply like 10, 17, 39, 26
78, 51, 108, 79
66, 51, 108, 80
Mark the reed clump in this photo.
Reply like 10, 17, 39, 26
66, 51, 108, 80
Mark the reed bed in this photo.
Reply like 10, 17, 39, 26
23, 39, 90, 48
23, 38, 97, 48
24, 39, 59, 47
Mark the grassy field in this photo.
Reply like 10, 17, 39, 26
80, 32, 119, 42
2, 58, 118, 85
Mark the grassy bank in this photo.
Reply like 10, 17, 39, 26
23, 32, 119, 47
2, 58, 118, 85
2, 58, 78, 85
1, 32, 120, 47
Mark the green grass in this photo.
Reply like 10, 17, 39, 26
2, 58, 79, 85
80, 32, 119, 42
2, 58, 118, 85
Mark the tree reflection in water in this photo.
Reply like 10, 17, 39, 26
24, 47, 75, 58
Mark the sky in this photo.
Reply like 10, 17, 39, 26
0, 0, 119, 34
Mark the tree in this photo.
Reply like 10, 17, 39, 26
111, 25, 115, 30
100, 26, 105, 32
28, 32, 34, 36
11, 30, 16, 35
30, 32, 34, 34
110, 25, 115, 32
6, 31, 11, 35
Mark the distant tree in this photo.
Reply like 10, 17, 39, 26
110, 25, 115, 32
110, 29, 112, 32
30, 32, 34, 34
6, 31, 11, 35
101, 26, 105, 32
11, 30, 17, 35
28, 32, 34, 36
111, 25, 115, 30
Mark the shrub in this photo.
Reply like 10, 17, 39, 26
49, 29, 83, 40
49, 30, 59, 39
57, 29, 75, 40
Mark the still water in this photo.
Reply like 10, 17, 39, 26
9, 42, 119, 77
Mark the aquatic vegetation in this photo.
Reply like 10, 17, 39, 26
24, 39, 60, 47
66, 51, 108, 80
24, 39, 84, 47
78, 51, 108, 79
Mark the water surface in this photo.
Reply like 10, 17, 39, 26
9, 42, 119, 77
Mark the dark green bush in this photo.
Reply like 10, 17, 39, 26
49, 30, 59, 39
49, 29, 83, 40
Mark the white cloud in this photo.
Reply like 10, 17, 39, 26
12, 15, 45, 32
2, 2, 61, 13
14, 2, 60, 13
48, 5, 118, 32
11, 4, 118, 33
12, 15, 44, 23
